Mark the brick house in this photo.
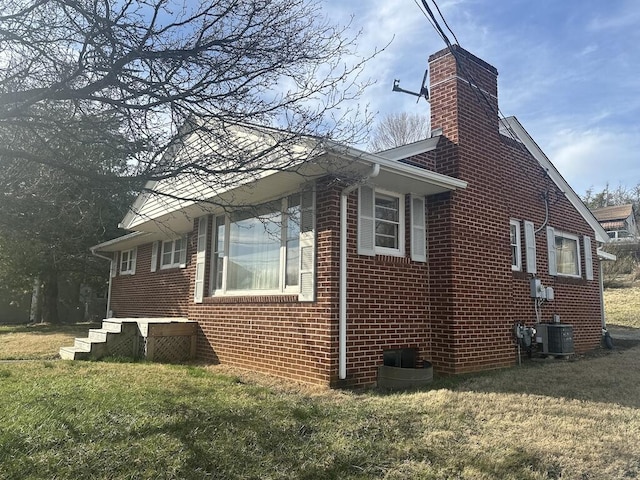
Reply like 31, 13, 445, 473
93, 46, 609, 387
592, 204, 639, 242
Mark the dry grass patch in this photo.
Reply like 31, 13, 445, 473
2, 350, 640, 479
604, 285, 640, 327
0, 323, 98, 360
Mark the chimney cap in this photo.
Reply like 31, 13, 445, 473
428, 45, 498, 76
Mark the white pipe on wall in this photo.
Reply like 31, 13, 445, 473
339, 164, 380, 380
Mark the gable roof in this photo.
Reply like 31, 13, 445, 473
500, 116, 609, 243
591, 204, 634, 222
117, 125, 466, 235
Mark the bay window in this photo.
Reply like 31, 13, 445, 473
210, 191, 314, 296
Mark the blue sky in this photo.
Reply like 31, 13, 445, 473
324, 0, 640, 197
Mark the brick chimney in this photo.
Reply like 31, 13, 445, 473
426, 46, 513, 374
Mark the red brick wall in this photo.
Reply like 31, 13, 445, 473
503, 137, 602, 353
107, 46, 603, 386
110, 243, 190, 318
189, 183, 339, 386
188, 183, 435, 388
426, 46, 602, 374
342, 193, 431, 387
428, 46, 514, 374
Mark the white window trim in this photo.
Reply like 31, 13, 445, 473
160, 237, 187, 270
359, 187, 406, 257
554, 230, 582, 278
119, 248, 136, 275
210, 194, 311, 297
375, 189, 405, 257
510, 220, 522, 272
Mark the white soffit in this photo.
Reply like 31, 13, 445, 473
501, 116, 609, 243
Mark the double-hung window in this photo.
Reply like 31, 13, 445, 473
210, 191, 314, 296
358, 186, 405, 257
555, 233, 580, 277
547, 227, 581, 278
120, 248, 136, 275
510, 220, 522, 271
161, 237, 186, 269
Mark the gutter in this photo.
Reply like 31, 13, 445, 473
339, 163, 380, 380
91, 248, 114, 319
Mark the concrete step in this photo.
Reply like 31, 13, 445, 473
59, 346, 91, 360
73, 337, 93, 351
102, 320, 124, 333
59, 317, 196, 362
73, 337, 109, 357
88, 329, 109, 342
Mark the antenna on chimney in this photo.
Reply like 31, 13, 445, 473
392, 69, 429, 102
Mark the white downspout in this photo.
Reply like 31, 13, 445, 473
339, 164, 380, 380
91, 249, 114, 319
600, 261, 606, 330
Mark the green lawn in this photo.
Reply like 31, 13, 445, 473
2, 287, 640, 480
2, 353, 640, 479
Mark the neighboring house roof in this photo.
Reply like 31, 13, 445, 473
592, 204, 634, 223
500, 117, 609, 243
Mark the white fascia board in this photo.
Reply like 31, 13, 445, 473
91, 232, 156, 253
324, 141, 467, 193
597, 248, 617, 261
501, 116, 609, 243
372, 136, 441, 161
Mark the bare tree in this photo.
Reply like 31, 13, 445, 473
0, 0, 375, 192
368, 112, 430, 152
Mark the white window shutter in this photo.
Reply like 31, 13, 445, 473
547, 226, 557, 276
410, 195, 426, 262
299, 189, 316, 302
130, 248, 137, 275
150, 241, 158, 272
194, 217, 208, 303
524, 220, 536, 274
358, 186, 375, 256
584, 235, 593, 281
110, 255, 118, 278
179, 234, 188, 268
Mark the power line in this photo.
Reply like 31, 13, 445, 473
416, 0, 554, 192
430, 0, 460, 46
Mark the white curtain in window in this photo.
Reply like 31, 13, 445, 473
228, 212, 281, 290
556, 236, 578, 275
